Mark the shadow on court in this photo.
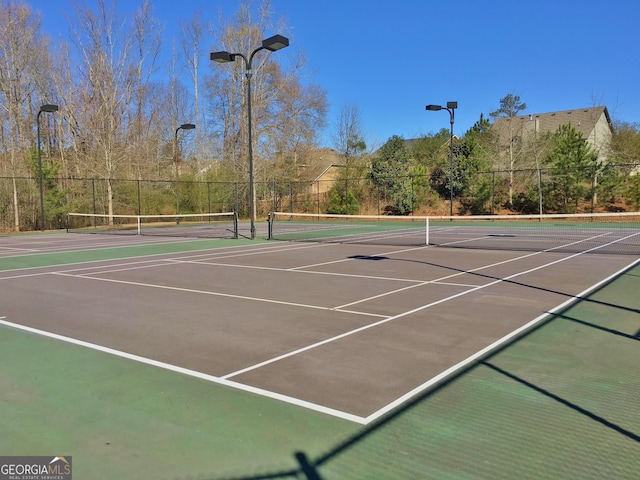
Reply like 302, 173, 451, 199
201, 267, 640, 479
351, 253, 640, 316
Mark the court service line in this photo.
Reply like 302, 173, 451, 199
46, 254, 424, 285
66, 241, 312, 271
4, 235, 268, 259
0, 246, 40, 252
43, 241, 428, 283
0, 236, 205, 257
0, 258, 175, 280
0, 240, 294, 273
330, 226, 610, 309
287, 244, 431, 271
340, 229, 426, 245
0, 316, 367, 425
221, 233, 633, 381
171, 241, 331, 262
332, 243, 549, 310
49, 272, 388, 319
0, 270, 64, 281
167, 259, 428, 284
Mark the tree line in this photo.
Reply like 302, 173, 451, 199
1, 1, 639, 232
0, 0, 327, 231
329, 96, 640, 216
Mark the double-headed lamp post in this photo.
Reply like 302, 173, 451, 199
37, 104, 59, 231
174, 123, 196, 215
210, 34, 289, 239
426, 101, 457, 217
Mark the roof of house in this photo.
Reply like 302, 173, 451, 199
492, 106, 613, 139
303, 148, 343, 180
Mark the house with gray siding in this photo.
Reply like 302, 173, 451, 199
492, 106, 613, 162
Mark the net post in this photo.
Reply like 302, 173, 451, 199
267, 212, 273, 240
233, 211, 239, 239
425, 216, 429, 245
65, 213, 69, 233
137, 215, 142, 235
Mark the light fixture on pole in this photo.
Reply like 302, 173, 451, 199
37, 104, 59, 231
210, 34, 290, 239
174, 123, 196, 215
426, 101, 457, 217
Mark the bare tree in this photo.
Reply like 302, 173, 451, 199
180, 9, 207, 167
70, 0, 159, 220
0, 1, 52, 230
206, 0, 327, 185
332, 103, 367, 170
490, 93, 527, 205
127, 0, 162, 179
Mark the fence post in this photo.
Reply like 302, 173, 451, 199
235, 182, 239, 217
411, 175, 414, 216
207, 182, 211, 213
591, 170, 596, 213
344, 178, 348, 213
538, 169, 543, 215
92, 179, 96, 215
491, 172, 495, 215
137, 178, 142, 215
289, 182, 293, 213
272, 180, 277, 213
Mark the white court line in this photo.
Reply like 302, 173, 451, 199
276, 227, 426, 247
167, 259, 426, 284
287, 244, 431, 271
4, 232, 639, 425
50, 272, 387, 318
363, 255, 640, 424
1, 239, 429, 285
327, 229, 609, 311
0, 258, 173, 280
27, 240, 428, 284
174, 241, 329, 262
0, 240, 298, 274
0, 236, 206, 256
0, 316, 367, 425
220, 233, 637, 381
33, 252, 424, 285
0, 246, 41, 252
332, 247, 546, 310
0, 235, 289, 262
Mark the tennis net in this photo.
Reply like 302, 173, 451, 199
268, 212, 429, 246
267, 211, 640, 254
67, 212, 238, 239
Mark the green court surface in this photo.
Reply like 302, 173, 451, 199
1, 236, 638, 479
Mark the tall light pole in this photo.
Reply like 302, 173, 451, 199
37, 104, 59, 231
210, 34, 289, 239
426, 101, 457, 217
174, 123, 196, 215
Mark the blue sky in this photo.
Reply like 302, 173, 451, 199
29, 0, 640, 148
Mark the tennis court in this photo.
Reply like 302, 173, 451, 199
1, 216, 639, 478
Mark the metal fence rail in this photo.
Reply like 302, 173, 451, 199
2, 164, 639, 232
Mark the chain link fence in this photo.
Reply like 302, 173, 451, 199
2, 164, 639, 232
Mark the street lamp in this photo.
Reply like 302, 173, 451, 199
426, 102, 457, 217
210, 34, 289, 239
37, 104, 59, 231
174, 123, 196, 215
